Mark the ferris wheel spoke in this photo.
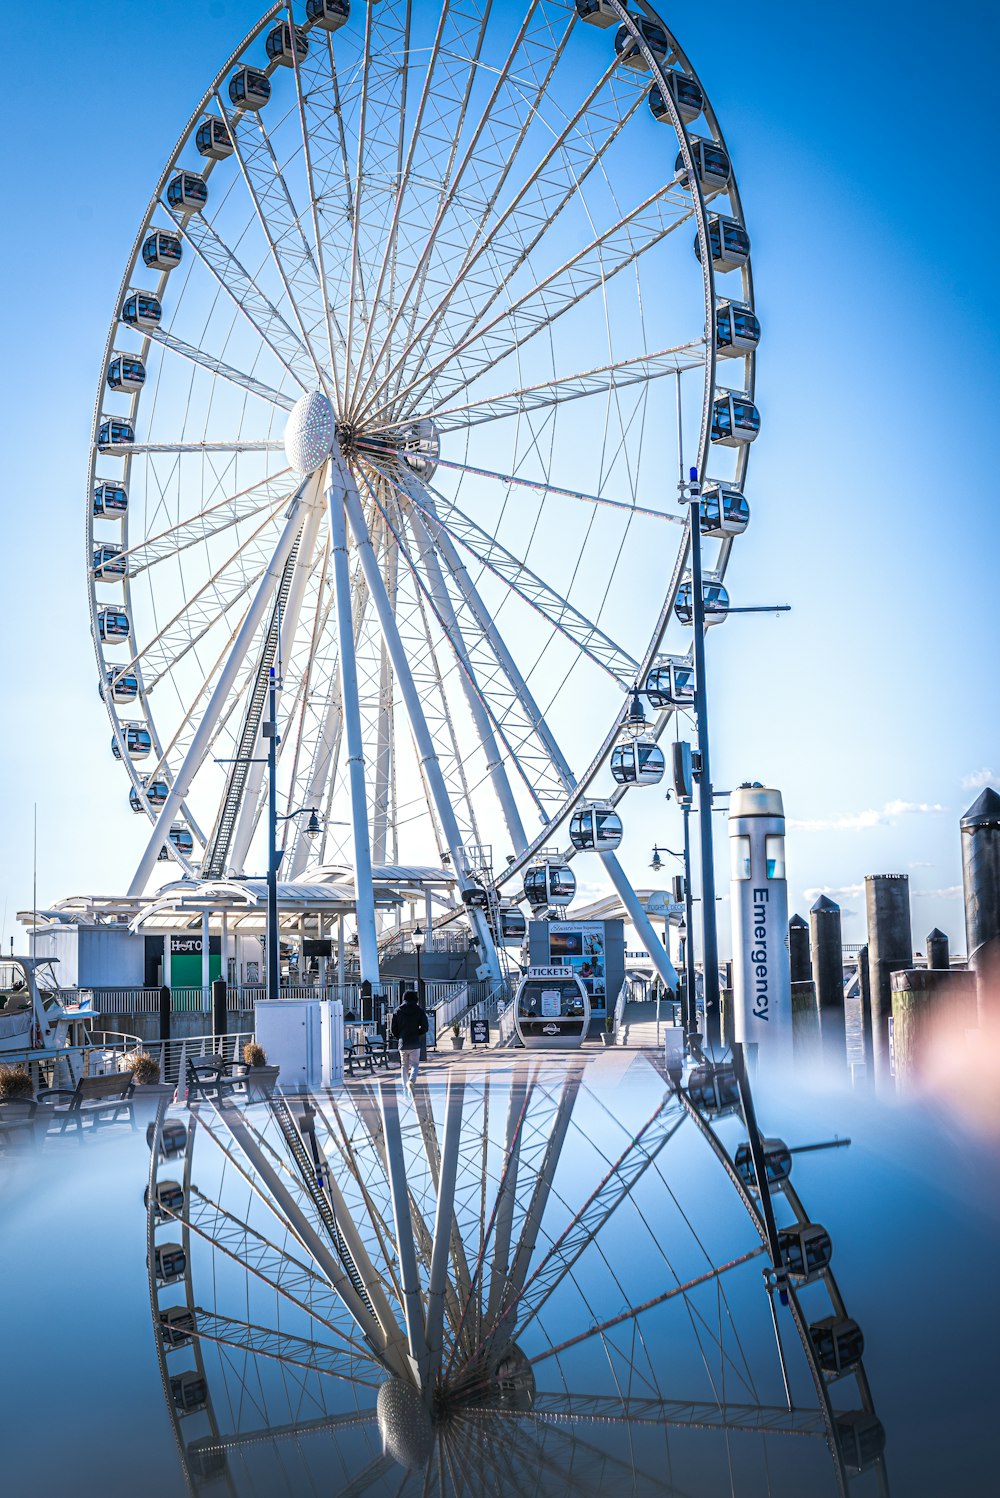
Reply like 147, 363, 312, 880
376, 184, 696, 421
361, 48, 648, 417
347, 0, 491, 407
396, 473, 638, 687
116, 471, 294, 577
343, 0, 413, 403
523, 1390, 827, 1439
180, 1187, 383, 1360
351, 0, 576, 416
107, 440, 284, 456
141, 322, 295, 410
182, 1308, 383, 1390
118, 505, 284, 692
401, 453, 683, 527
188, 1405, 378, 1463
164, 205, 317, 391
470, 1097, 687, 1369
128, 479, 317, 896
214, 89, 335, 397
399, 342, 704, 437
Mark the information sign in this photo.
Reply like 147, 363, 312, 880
470, 1018, 489, 1046
540, 989, 561, 1018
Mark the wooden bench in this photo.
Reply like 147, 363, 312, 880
38, 1073, 134, 1133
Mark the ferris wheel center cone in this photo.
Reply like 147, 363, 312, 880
376, 1378, 434, 1469
284, 390, 335, 475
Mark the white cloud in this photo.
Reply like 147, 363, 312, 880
789, 800, 945, 833
912, 886, 962, 899
803, 883, 864, 902
908, 861, 933, 869
962, 768, 996, 791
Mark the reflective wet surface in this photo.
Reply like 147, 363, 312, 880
1, 1052, 997, 1497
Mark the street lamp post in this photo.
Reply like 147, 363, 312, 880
413, 924, 425, 1005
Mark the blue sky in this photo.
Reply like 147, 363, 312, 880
2, 0, 997, 954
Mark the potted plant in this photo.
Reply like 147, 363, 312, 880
124, 1051, 176, 1112
600, 1012, 616, 1047
450, 1023, 465, 1051
0, 1063, 34, 1101
243, 1041, 280, 1100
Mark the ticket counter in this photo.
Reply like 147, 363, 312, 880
512, 968, 590, 1049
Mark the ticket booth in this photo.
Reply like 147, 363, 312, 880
513, 967, 590, 1049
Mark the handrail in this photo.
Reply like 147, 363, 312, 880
611, 978, 631, 1040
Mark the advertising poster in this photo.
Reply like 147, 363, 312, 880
548, 923, 607, 1010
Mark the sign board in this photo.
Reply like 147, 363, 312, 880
426, 1010, 437, 1050
644, 891, 671, 916
540, 989, 561, 1018
527, 965, 573, 979
470, 1018, 489, 1046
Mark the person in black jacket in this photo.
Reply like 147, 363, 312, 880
390, 989, 429, 1092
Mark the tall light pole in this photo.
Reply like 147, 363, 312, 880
265, 668, 280, 1005
413, 924, 425, 1005
684, 468, 724, 1053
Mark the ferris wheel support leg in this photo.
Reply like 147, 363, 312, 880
379, 1080, 431, 1389
227, 499, 326, 876
405, 500, 528, 855
342, 466, 502, 982
127, 480, 313, 897
425, 1074, 465, 1386
328, 472, 382, 993
599, 851, 679, 993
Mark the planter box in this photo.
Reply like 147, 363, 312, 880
245, 1065, 280, 1101
130, 1081, 177, 1119
600, 1031, 617, 1047
449, 1036, 465, 1050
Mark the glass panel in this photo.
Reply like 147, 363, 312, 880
730, 834, 751, 881
765, 835, 785, 880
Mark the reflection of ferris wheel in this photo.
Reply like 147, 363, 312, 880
87, 0, 758, 973
145, 1061, 888, 1497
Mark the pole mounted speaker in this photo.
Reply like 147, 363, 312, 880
672, 741, 694, 803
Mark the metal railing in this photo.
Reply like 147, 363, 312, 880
0, 1031, 143, 1093
79, 981, 404, 1016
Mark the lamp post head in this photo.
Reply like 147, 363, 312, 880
625, 690, 647, 739
413, 925, 425, 951
650, 848, 663, 873
304, 809, 321, 839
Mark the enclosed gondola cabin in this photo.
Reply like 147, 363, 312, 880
98, 607, 130, 642
687, 1063, 740, 1115
523, 859, 576, 911
229, 67, 271, 110
171, 1371, 208, 1414
513, 970, 590, 1049
711, 391, 760, 447
644, 655, 694, 708
574, 0, 619, 26
778, 1222, 832, 1281
107, 353, 146, 394
649, 71, 704, 126
130, 778, 169, 812
98, 417, 134, 451
307, 0, 351, 30
114, 729, 152, 764
611, 738, 665, 786
149, 1118, 188, 1156
401, 417, 440, 481
809, 1316, 864, 1376
495, 903, 527, 943
93, 544, 126, 580
166, 171, 208, 213
159, 1305, 195, 1348
715, 300, 760, 358
93, 481, 128, 518
614, 18, 669, 70
675, 137, 731, 193
103, 667, 138, 703
196, 117, 233, 160
569, 803, 623, 852
836, 1413, 886, 1472
700, 484, 749, 537
121, 291, 161, 330
695, 214, 751, 274
734, 1137, 792, 1190
142, 229, 182, 271
267, 21, 308, 66
159, 823, 194, 859
154, 1241, 186, 1283
674, 577, 730, 626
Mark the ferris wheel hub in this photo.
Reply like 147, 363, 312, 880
284, 389, 335, 475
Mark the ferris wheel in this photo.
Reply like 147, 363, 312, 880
144, 1060, 888, 1497
88, 0, 758, 982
